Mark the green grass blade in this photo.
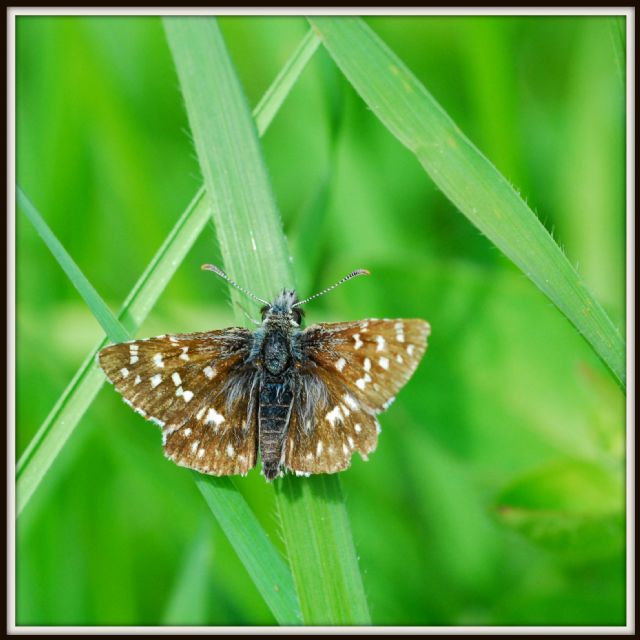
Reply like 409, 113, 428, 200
309, 17, 626, 389
164, 16, 370, 625
254, 28, 320, 134
17, 188, 128, 344
608, 16, 626, 84
277, 475, 371, 624
16, 26, 320, 516
194, 475, 301, 624
16, 188, 211, 514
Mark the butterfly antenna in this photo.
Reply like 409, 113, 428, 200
201, 264, 271, 307
293, 269, 370, 308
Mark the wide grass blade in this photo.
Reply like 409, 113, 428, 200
164, 16, 370, 625
277, 475, 371, 624
16, 26, 319, 516
17, 188, 128, 344
309, 17, 625, 389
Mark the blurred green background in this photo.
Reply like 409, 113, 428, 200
16, 15, 626, 626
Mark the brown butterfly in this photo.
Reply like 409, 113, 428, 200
99, 266, 430, 481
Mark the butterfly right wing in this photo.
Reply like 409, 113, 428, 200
99, 328, 259, 476
163, 364, 260, 476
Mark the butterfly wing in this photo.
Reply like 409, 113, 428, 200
99, 328, 258, 476
284, 367, 381, 474
284, 318, 430, 474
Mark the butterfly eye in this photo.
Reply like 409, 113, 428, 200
260, 305, 270, 320
292, 308, 304, 325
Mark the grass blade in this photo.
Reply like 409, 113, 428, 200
309, 17, 625, 389
277, 475, 371, 624
16, 26, 320, 517
17, 188, 128, 344
194, 475, 301, 624
254, 28, 321, 134
164, 16, 370, 625
16, 188, 211, 514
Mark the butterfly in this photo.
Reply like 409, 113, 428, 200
99, 265, 430, 481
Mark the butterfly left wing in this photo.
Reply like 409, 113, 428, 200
283, 366, 381, 474
283, 318, 430, 475
99, 328, 258, 476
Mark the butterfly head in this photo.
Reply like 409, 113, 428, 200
261, 290, 304, 327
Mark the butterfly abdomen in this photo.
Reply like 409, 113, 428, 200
258, 376, 294, 480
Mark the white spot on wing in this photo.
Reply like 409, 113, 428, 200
150, 374, 162, 388
226, 444, 235, 457
407, 344, 415, 356
180, 347, 190, 361
205, 407, 225, 426
342, 443, 350, 455
354, 423, 362, 434
130, 355, 139, 365
153, 353, 164, 368
326, 405, 343, 426
171, 372, 182, 386
203, 366, 215, 380
197, 448, 205, 458
376, 336, 386, 352
191, 440, 200, 453
335, 357, 347, 372
316, 441, 323, 456
134, 375, 141, 385
343, 394, 359, 411
364, 357, 371, 372
120, 368, 129, 378
353, 333, 363, 349
355, 373, 372, 390
182, 390, 194, 403
379, 356, 389, 370
183, 428, 192, 436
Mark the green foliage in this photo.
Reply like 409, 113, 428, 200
16, 15, 626, 627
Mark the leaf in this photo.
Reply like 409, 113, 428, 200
495, 459, 624, 562
164, 16, 371, 625
308, 17, 625, 389
17, 188, 128, 344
